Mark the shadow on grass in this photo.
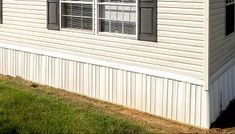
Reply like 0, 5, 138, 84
0, 117, 18, 134
0, 127, 18, 134
211, 99, 235, 128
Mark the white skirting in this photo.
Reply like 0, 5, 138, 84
0, 46, 210, 128
210, 59, 235, 124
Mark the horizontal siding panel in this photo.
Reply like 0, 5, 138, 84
4, 3, 45, 11
1, 41, 204, 80
1, 24, 204, 54
4, 16, 46, 24
5, 12, 45, 20
0, 0, 205, 80
209, 0, 235, 75
0, 35, 204, 76
0, 27, 204, 61
159, 25, 204, 34
4, 8, 46, 15
158, 8, 204, 15
158, 2, 204, 9
158, 31, 204, 40
158, 19, 204, 28
158, 13, 204, 22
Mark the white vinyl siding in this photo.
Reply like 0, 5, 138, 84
210, 0, 235, 76
0, 0, 205, 80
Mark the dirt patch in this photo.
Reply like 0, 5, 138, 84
1, 75, 235, 133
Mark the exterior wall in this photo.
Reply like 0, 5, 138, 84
209, 0, 235, 76
0, 45, 210, 128
0, 0, 212, 129
0, 0, 206, 80
209, 0, 235, 125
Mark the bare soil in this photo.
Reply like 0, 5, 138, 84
1, 75, 235, 133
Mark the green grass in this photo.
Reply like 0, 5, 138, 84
0, 79, 148, 134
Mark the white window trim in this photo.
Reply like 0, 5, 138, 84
59, 0, 138, 39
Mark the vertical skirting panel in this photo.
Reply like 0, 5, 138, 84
0, 47, 210, 128
210, 63, 235, 124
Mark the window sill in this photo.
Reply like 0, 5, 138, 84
61, 28, 93, 34
97, 32, 137, 40
225, 32, 235, 40
61, 28, 137, 40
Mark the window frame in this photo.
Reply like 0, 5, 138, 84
96, 1, 138, 39
60, 0, 95, 33
59, 0, 138, 39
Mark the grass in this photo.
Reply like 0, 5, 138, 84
3, 75, 234, 134
0, 78, 148, 134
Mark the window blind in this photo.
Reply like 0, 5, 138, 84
61, 0, 93, 31
98, 0, 136, 35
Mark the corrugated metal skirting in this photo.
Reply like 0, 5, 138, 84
0, 47, 210, 128
210, 63, 235, 124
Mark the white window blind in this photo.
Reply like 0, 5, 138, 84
60, 0, 137, 37
61, 0, 93, 31
98, 0, 136, 35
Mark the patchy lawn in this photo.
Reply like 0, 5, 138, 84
0, 76, 147, 134
0, 75, 235, 133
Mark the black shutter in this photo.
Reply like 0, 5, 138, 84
0, 0, 2, 24
138, 0, 157, 42
47, 0, 59, 30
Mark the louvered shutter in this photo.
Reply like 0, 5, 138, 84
0, 0, 2, 24
138, 0, 157, 42
47, 0, 59, 30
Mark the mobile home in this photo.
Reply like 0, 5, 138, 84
0, 0, 234, 129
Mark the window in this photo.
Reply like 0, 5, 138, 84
47, 0, 157, 42
61, 0, 93, 31
98, 0, 137, 35
226, 0, 235, 36
60, 0, 136, 36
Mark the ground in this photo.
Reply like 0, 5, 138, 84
0, 75, 234, 133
